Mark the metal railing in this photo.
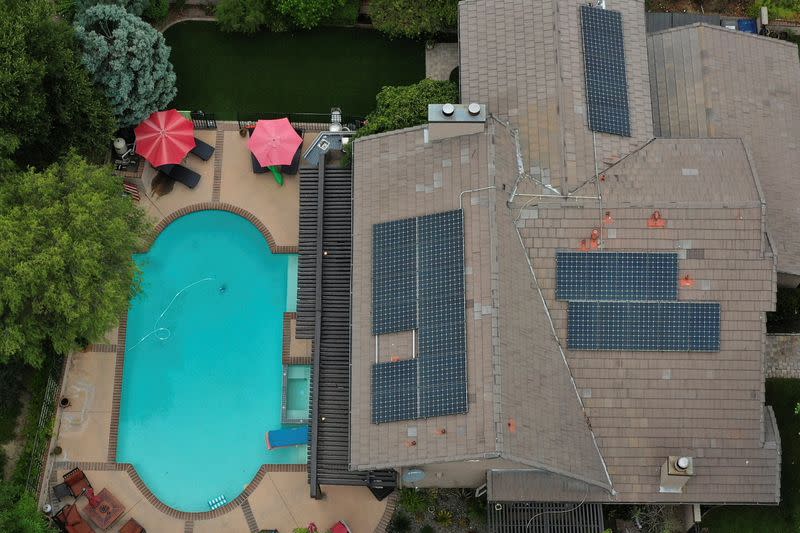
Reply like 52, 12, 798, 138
190, 111, 217, 129
237, 111, 364, 132
25, 360, 64, 494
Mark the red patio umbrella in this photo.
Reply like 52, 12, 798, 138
247, 118, 303, 168
134, 109, 196, 167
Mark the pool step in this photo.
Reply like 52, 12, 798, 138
208, 495, 227, 510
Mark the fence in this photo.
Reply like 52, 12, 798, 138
190, 111, 217, 129
25, 359, 65, 494
237, 111, 365, 132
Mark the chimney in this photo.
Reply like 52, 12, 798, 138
427, 103, 486, 141
659, 456, 694, 493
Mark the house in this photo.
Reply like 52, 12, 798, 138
303, 0, 798, 529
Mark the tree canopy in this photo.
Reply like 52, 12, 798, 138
0, 483, 57, 533
0, 0, 116, 170
0, 154, 149, 367
74, 0, 149, 17
216, 0, 349, 32
370, 0, 459, 38
357, 79, 459, 137
75, 4, 177, 126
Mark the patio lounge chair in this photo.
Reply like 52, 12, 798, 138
52, 504, 95, 533
119, 517, 146, 533
157, 164, 201, 189
251, 152, 269, 174
190, 137, 215, 161
63, 468, 91, 498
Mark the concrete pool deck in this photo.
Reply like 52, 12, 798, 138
44, 124, 394, 532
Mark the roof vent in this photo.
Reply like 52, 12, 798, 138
468, 102, 481, 116
442, 103, 456, 117
660, 456, 694, 493
427, 103, 487, 142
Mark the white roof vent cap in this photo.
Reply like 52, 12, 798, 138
441, 103, 455, 117
468, 103, 481, 116
676, 456, 691, 470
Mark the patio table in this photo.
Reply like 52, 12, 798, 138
83, 488, 125, 530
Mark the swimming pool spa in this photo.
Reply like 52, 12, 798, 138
117, 210, 304, 512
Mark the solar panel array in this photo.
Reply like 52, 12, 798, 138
373, 218, 417, 334
568, 301, 721, 352
580, 5, 631, 137
556, 252, 678, 301
371, 210, 468, 423
557, 250, 721, 352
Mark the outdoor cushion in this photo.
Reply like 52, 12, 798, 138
190, 138, 215, 161
251, 153, 269, 174
63, 468, 91, 497
157, 164, 201, 189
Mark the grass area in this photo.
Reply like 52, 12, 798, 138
702, 379, 800, 532
164, 23, 425, 119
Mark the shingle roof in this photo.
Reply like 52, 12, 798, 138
458, 0, 653, 193
347, 0, 782, 505
647, 24, 800, 276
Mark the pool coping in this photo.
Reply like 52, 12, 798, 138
144, 203, 299, 255
108, 206, 306, 522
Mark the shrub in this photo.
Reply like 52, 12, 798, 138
74, 0, 149, 16
357, 79, 458, 138
370, 0, 459, 38
277, 0, 345, 29
0, 482, 57, 532
216, 0, 293, 32
143, 0, 169, 22
388, 511, 412, 533
74, 4, 177, 126
749, 0, 800, 20
398, 488, 428, 515
323, 0, 359, 25
434, 508, 454, 526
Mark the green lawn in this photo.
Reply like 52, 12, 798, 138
164, 23, 426, 119
702, 379, 800, 532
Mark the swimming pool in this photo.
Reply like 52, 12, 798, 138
118, 210, 304, 512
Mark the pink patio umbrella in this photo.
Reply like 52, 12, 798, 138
247, 118, 303, 168
134, 109, 196, 168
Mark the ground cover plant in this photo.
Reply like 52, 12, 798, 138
164, 23, 424, 118
370, 0, 459, 38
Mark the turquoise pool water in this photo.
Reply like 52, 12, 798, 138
118, 210, 304, 512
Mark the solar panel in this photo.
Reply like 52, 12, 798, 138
568, 301, 720, 351
556, 251, 678, 301
372, 359, 418, 423
418, 354, 468, 418
372, 217, 417, 335
371, 209, 468, 424
580, 5, 631, 137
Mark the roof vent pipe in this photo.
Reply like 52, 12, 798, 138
441, 103, 455, 117
468, 103, 481, 116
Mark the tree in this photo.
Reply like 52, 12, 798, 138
75, 4, 177, 127
0, 154, 149, 367
142, 0, 169, 22
0, 0, 116, 170
216, 0, 292, 33
370, 0, 459, 38
74, 0, 149, 16
277, 0, 345, 29
0, 483, 58, 532
357, 79, 459, 137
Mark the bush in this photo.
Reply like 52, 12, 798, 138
322, 0, 359, 25
74, 4, 177, 126
749, 0, 800, 20
388, 511, 412, 533
74, 0, 149, 16
398, 488, 428, 516
277, 0, 345, 29
0, 482, 57, 532
434, 508, 454, 526
143, 0, 169, 22
370, 0, 459, 38
357, 79, 459, 138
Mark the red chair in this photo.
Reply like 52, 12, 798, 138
63, 468, 92, 498
330, 521, 352, 533
52, 504, 95, 533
